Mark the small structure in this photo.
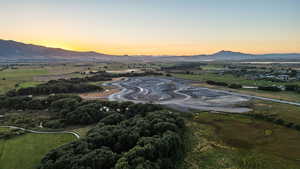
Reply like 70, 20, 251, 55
277, 75, 289, 81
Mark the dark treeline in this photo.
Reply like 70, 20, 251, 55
257, 86, 281, 92
47, 97, 164, 127
206, 80, 228, 87
0, 94, 81, 110
6, 79, 102, 96
70, 71, 163, 83
1, 93, 185, 169
0, 94, 164, 128
285, 84, 300, 92
206, 80, 285, 91
40, 109, 185, 169
206, 80, 242, 89
161, 62, 207, 71
228, 83, 243, 89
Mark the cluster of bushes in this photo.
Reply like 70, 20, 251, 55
0, 94, 164, 128
0, 128, 26, 139
39, 109, 185, 169
6, 79, 102, 96
285, 84, 300, 92
206, 80, 242, 89
48, 98, 163, 127
228, 83, 243, 89
246, 113, 300, 131
161, 62, 207, 71
58, 71, 163, 84
91, 71, 163, 78
70, 75, 112, 83
0, 94, 81, 110
206, 80, 228, 87
120, 71, 163, 77
257, 86, 281, 92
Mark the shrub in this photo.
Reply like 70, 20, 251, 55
258, 86, 281, 92
285, 84, 299, 91
43, 119, 65, 129
206, 80, 228, 87
229, 83, 242, 89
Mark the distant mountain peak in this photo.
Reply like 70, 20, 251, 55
212, 50, 251, 56
1, 39, 300, 62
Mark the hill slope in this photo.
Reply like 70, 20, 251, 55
1, 39, 300, 62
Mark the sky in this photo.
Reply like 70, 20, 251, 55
0, 0, 299, 55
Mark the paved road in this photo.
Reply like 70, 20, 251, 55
199, 87, 300, 106
0, 126, 80, 139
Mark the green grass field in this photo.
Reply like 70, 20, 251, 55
0, 133, 75, 169
178, 112, 300, 169
201, 64, 225, 70
0, 68, 48, 94
174, 73, 300, 86
251, 100, 300, 125
17, 81, 43, 89
0, 65, 90, 94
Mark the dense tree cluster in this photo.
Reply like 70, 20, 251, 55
206, 80, 228, 87
0, 94, 81, 110
117, 71, 163, 77
0, 94, 165, 128
49, 99, 163, 126
202, 80, 243, 89
6, 79, 102, 96
257, 86, 281, 92
228, 83, 242, 89
161, 62, 207, 71
0, 128, 26, 139
285, 84, 300, 92
39, 107, 185, 169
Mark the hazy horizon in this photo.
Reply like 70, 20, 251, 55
0, 0, 299, 55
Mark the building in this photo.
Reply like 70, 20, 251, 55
277, 75, 289, 81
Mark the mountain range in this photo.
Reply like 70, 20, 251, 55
1, 39, 300, 62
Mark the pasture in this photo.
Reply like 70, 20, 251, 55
0, 132, 75, 169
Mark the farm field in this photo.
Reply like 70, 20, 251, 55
0, 132, 76, 169
0, 68, 48, 94
0, 64, 92, 94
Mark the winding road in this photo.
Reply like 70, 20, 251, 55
0, 126, 80, 139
